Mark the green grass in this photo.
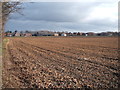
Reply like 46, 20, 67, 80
3, 38, 9, 43
2, 38, 9, 56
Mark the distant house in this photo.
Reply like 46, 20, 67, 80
107, 32, 113, 36
19, 31, 24, 36
54, 33, 59, 36
100, 32, 108, 36
24, 33, 32, 37
15, 32, 20, 36
6, 33, 12, 37
35, 31, 54, 36
77, 32, 83, 36
4, 31, 12, 37
81, 33, 86, 36
96, 33, 101, 36
85, 33, 88, 36
87, 32, 95, 36
73, 32, 77, 36
66, 32, 72, 36
57, 32, 62, 36
61, 33, 67, 36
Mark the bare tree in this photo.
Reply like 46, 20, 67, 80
0, 1, 22, 37
2, 2, 22, 24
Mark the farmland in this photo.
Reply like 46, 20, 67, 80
2, 37, 119, 88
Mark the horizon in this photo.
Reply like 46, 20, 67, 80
5, 29, 119, 33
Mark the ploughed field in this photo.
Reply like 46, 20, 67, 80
3, 37, 119, 88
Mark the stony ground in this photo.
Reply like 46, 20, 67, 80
2, 36, 119, 88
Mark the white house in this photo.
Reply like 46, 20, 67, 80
61, 33, 67, 36
85, 33, 88, 36
54, 33, 59, 36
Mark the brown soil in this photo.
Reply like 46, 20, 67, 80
2, 36, 119, 88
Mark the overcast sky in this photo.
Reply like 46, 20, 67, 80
5, 1, 118, 33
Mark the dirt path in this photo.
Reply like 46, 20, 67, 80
2, 37, 119, 88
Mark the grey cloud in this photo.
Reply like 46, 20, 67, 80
5, 19, 117, 33
10, 2, 98, 22
6, 2, 117, 32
